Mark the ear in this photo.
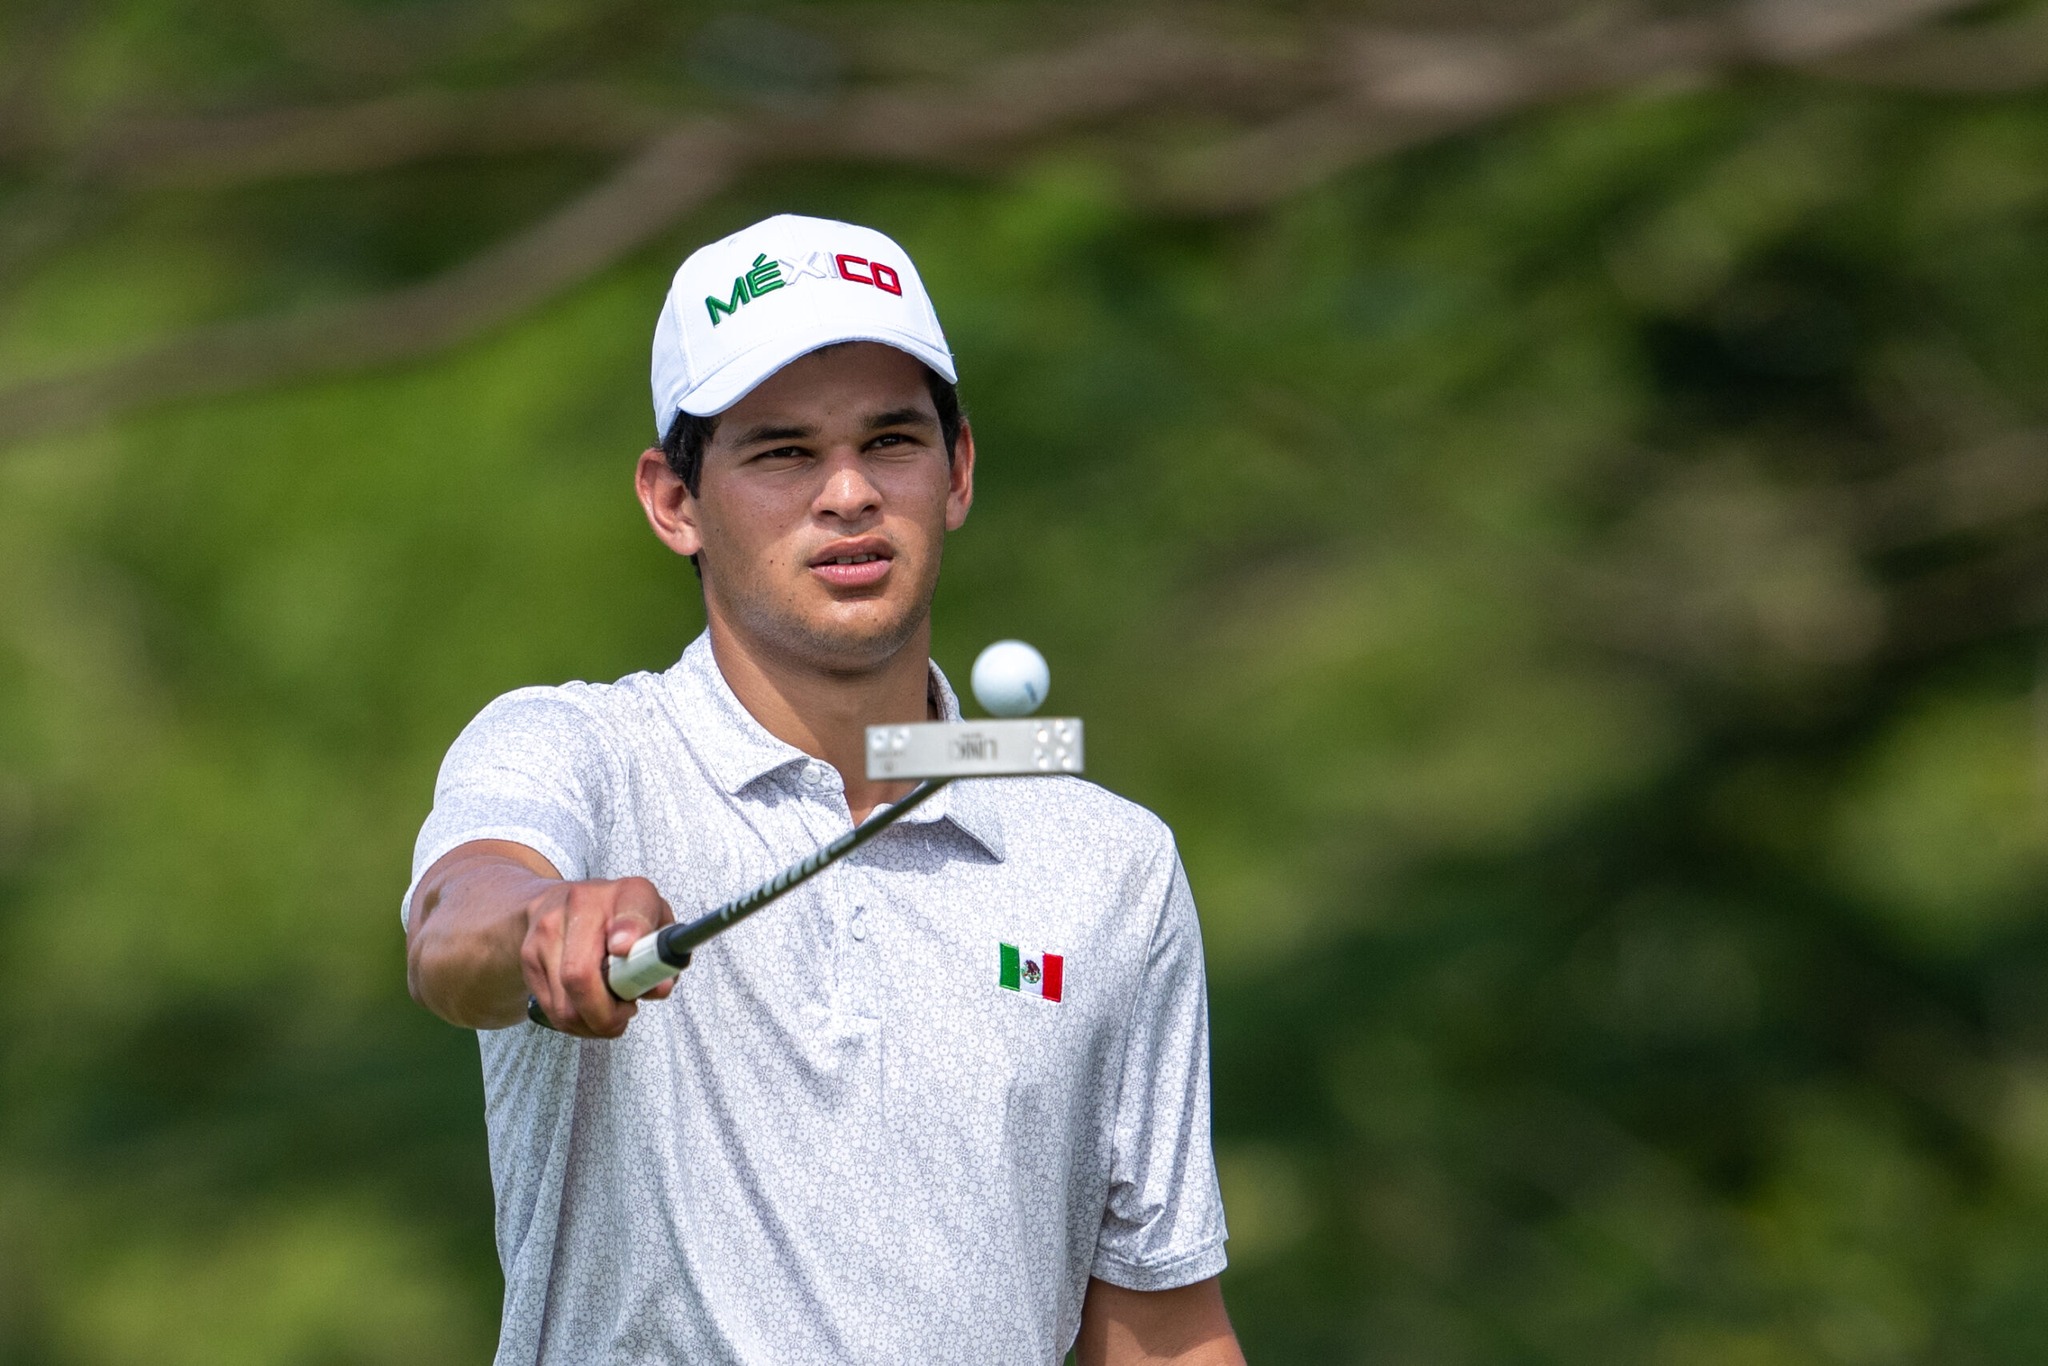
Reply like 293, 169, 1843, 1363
636, 448, 703, 558
944, 418, 976, 532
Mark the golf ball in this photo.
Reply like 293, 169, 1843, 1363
971, 640, 1051, 717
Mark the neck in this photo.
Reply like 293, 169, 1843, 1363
703, 614, 934, 822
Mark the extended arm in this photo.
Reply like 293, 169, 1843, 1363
1074, 1277, 1243, 1366
405, 839, 673, 1037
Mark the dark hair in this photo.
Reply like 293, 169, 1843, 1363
661, 361, 964, 496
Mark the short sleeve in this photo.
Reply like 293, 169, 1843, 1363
1091, 847, 1229, 1290
401, 687, 623, 927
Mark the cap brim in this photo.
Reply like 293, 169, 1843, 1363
677, 323, 958, 419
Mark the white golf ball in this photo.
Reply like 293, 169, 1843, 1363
971, 640, 1051, 717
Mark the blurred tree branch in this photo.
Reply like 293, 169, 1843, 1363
1812, 3, 2048, 90
72, 85, 671, 190
0, 0, 2033, 450
1855, 431, 2048, 551
1570, 422, 2048, 687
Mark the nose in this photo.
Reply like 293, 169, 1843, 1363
814, 448, 881, 524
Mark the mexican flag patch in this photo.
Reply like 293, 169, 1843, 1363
998, 943, 1064, 1003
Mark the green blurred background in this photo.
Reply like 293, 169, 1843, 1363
5, 1, 2048, 1361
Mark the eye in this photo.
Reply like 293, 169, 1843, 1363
751, 445, 808, 463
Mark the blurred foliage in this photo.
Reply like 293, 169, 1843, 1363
5, 2, 2048, 1363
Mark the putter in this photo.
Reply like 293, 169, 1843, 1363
526, 716, 1082, 1029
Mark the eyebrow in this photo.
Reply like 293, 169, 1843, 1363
728, 407, 937, 449
865, 407, 936, 431
730, 422, 815, 447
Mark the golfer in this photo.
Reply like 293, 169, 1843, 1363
403, 214, 1239, 1365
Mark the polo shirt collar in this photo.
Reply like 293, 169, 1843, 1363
667, 632, 1005, 862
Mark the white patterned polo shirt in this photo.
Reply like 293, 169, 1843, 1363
405, 632, 1228, 1365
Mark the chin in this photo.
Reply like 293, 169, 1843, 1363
804, 608, 924, 669
739, 597, 927, 673
706, 555, 938, 672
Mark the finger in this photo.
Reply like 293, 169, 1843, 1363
598, 880, 673, 972
521, 972, 562, 1032
602, 920, 678, 1003
561, 887, 633, 1036
519, 896, 569, 1027
522, 888, 624, 1038
619, 888, 673, 947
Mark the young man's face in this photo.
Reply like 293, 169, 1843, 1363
655, 342, 973, 673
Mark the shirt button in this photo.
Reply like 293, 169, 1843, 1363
850, 906, 868, 941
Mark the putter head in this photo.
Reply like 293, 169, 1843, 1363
866, 718, 1084, 781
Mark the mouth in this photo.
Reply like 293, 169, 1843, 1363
808, 539, 895, 590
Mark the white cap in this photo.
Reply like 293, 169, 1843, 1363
650, 213, 956, 435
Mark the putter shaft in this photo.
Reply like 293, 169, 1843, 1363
525, 779, 948, 1030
